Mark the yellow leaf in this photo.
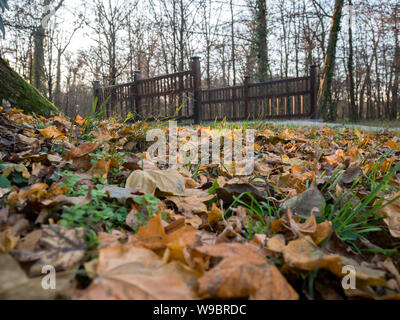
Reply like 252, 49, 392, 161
38, 126, 65, 141
208, 203, 223, 227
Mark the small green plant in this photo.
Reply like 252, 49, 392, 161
322, 158, 400, 253
134, 194, 161, 219
78, 96, 110, 142
228, 192, 278, 240
60, 185, 128, 245
58, 171, 129, 247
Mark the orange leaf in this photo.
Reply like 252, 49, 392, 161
38, 126, 65, 140
135, 214, 196, 254
385, 139, 400, 151
67, 142, 99, 159
75, 115, 87, 126
208, 203, 223, 227
91, 159, 111, 181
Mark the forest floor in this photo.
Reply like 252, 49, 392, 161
222, 120, 400, 132
1, 106, 400, 300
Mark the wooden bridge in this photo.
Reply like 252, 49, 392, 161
93, 57, 317, 124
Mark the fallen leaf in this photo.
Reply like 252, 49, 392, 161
0, 227, 19, 252
75, 245, 197, 300
11, 225, 86, 276
208, 203, 223, 227
0, 253, 75, 300
126, 169, 186, 196
378, 193, 400, 238
195, 243, 298, 300
67, 142, 99, 159
103, 185, 139, 204
166, 188, 214, 215
134, 214, 196, 256
282, 237, 386, 288
91, 159, 111, 181
38, 126, 65, 141
281, 184, 325, 217
216, 183, 270, 204
341, 166, 363, 184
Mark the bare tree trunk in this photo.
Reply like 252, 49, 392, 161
391, 12, 399, 120
32, 0, 64, 94
347, 0, 357, 122
317, 0, 344, 121
54, 50, 62, 107
230, 0, 236, 85
32, 23, 46, 93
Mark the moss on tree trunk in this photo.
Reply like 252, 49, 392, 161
0, 57, 58, 117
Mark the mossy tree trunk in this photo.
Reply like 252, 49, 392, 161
317, 0, 344, 122
0, 57, 58, 117
254, 0, 269, 82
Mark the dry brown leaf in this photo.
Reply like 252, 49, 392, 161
67, 142, 99, 159
75, 245, 197, 300
287, 211, 332, 244
126, 169, 186, 196
208, 203, 223, 227
91, 159, 111, 181
0, 227, 19, 253
282, 237, 387, 288
283, 236, 343, 272
266, 234, 286, 254
97, 231, 129, 249
378, 193, 400, 238
344, 288, 400, 300
11, 225, 86, 276
312, 220, 333, 245
281, 184, 325, 217
166, 189, 214, 215
195, 243, 298, 300
288, 210, 317, 235
133, 214, 196, 255
0, 253, 75, 300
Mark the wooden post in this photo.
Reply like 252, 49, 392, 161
244, 75, 251, 119
310, 65, 318, 119
93, 80, 101, 103
192, 57, 202, 124
134, 70, 142, 120
93, 80, 102, 116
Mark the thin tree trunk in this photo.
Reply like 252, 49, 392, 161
230, 0, 236, 85
347, 0, 357, 122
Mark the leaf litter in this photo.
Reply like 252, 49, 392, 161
1, 105, 400, 300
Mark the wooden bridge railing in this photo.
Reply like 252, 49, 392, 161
93, 58, 317, 123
